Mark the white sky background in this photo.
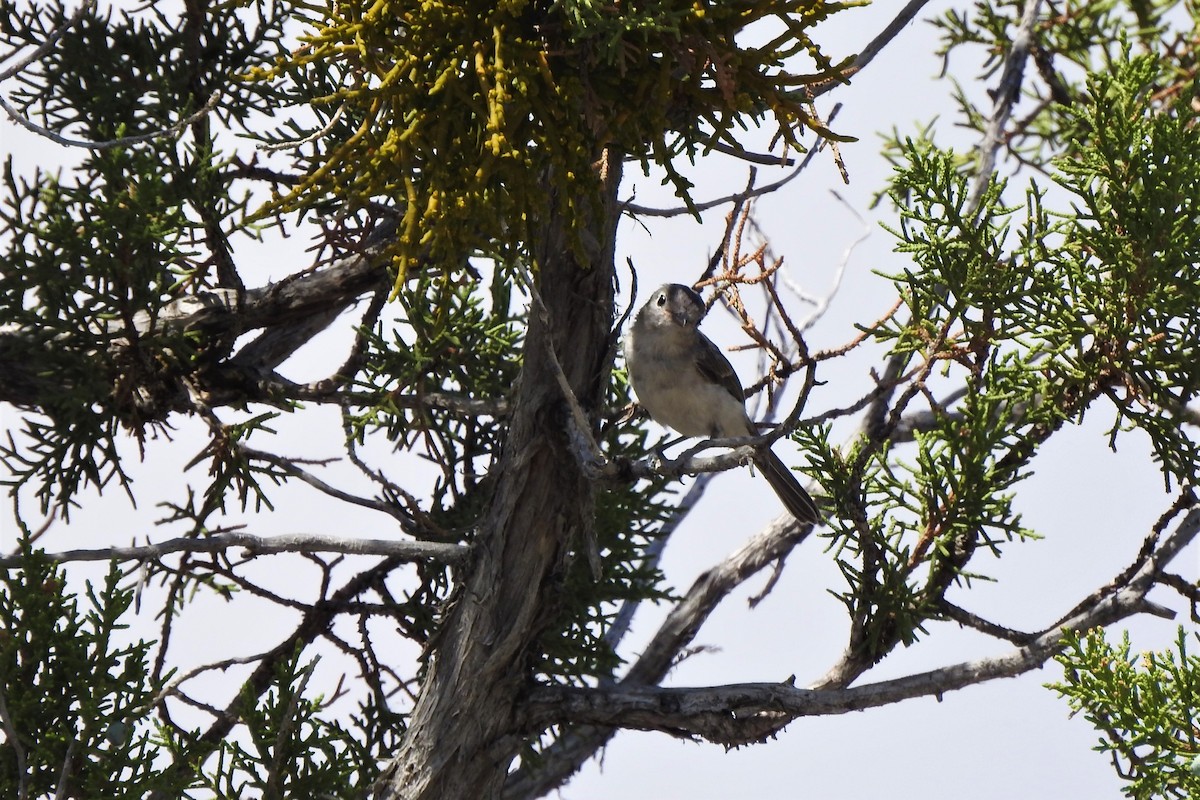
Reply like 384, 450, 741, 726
2, 1, 1198, 798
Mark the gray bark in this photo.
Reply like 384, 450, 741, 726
0, 222, 397, 409
371, 159, 623, 799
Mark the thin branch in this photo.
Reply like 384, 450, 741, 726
966, 0, 1045, 215
706, 140, 796, 166
504, 512, 812, 798
378, 390, 509, 417
0, 531, 467, 568
0, 680, 29, 800
0, 0, 97, 81
818, 504, 1199, 690
1160, 572, 1200, 623
605, 417, 826, 488
622, 106, 840, 219
829, 5, 1050, 671
259, 103, 347, 153
236, 444, 421, 529
938, 601, 1037, 644
202, 557, 315, 613
847, 0, 936, 77
746, 552, 789, 609
0, 89, 223, 150
520, 603, 1094, 740
524, 509, 1200, 743
601, 442, 755, 483
332, 285, 389, 385
1050, 490, 1198, 629
250, 379, 510, 418
53, 736, 78, 800
148, 650, 274, 712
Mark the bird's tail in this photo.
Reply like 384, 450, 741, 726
753, 449, 821, 524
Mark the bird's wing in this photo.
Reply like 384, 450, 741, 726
692, 332, 745, 404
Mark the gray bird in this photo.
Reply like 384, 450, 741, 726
624, 283, 821, 524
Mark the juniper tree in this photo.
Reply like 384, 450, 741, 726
2, 0, 1199, 798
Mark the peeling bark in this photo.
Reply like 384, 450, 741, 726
371, 160, 623, 800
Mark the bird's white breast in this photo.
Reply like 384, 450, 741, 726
625, 326, 753, 439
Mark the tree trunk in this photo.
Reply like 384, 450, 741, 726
372, 154, 622, 799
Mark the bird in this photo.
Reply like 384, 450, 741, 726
624, 283, 821, 524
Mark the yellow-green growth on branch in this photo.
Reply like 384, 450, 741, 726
247, 0, 857, 287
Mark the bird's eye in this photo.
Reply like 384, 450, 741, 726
656, 293, 667, 306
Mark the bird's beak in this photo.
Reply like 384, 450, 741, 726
671, 306, 702, 328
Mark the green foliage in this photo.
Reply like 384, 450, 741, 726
538, 417, 679, 685
808, 51, 1200, 661
251, 0, 857, 282
0, 550, 411, 796
189, 411, 289, 515
1, 0, 287, 139
929, 0, 1200, 168
0, 552, 187, 798
1051, 627, 1200, 799
1052, 55, 1200, 485
202, 653, 380, 799
801, 426, 937, 661
4, 0, 1199, 793
347, 273, 523, 515
0, 0, 291, 518
0, 145, 198, 519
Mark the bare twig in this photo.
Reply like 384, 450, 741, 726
602, 439, 795, 486
0, 89, 223, 150
746, 552, 789, 609
966, 0, 1045, 215
260, 103, 347, 153
0, 0, 97, 81
513, 260, 607, 476
938, 601, 1037, 644
706, 140, 795, 166
148, 650, 274, 712
0, 531, 467, 568
277, 383, 510, 417
848, 0, 936, 77
236, 444, 422, 530
622, 105, 841, 219
53, 736, 79, 800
